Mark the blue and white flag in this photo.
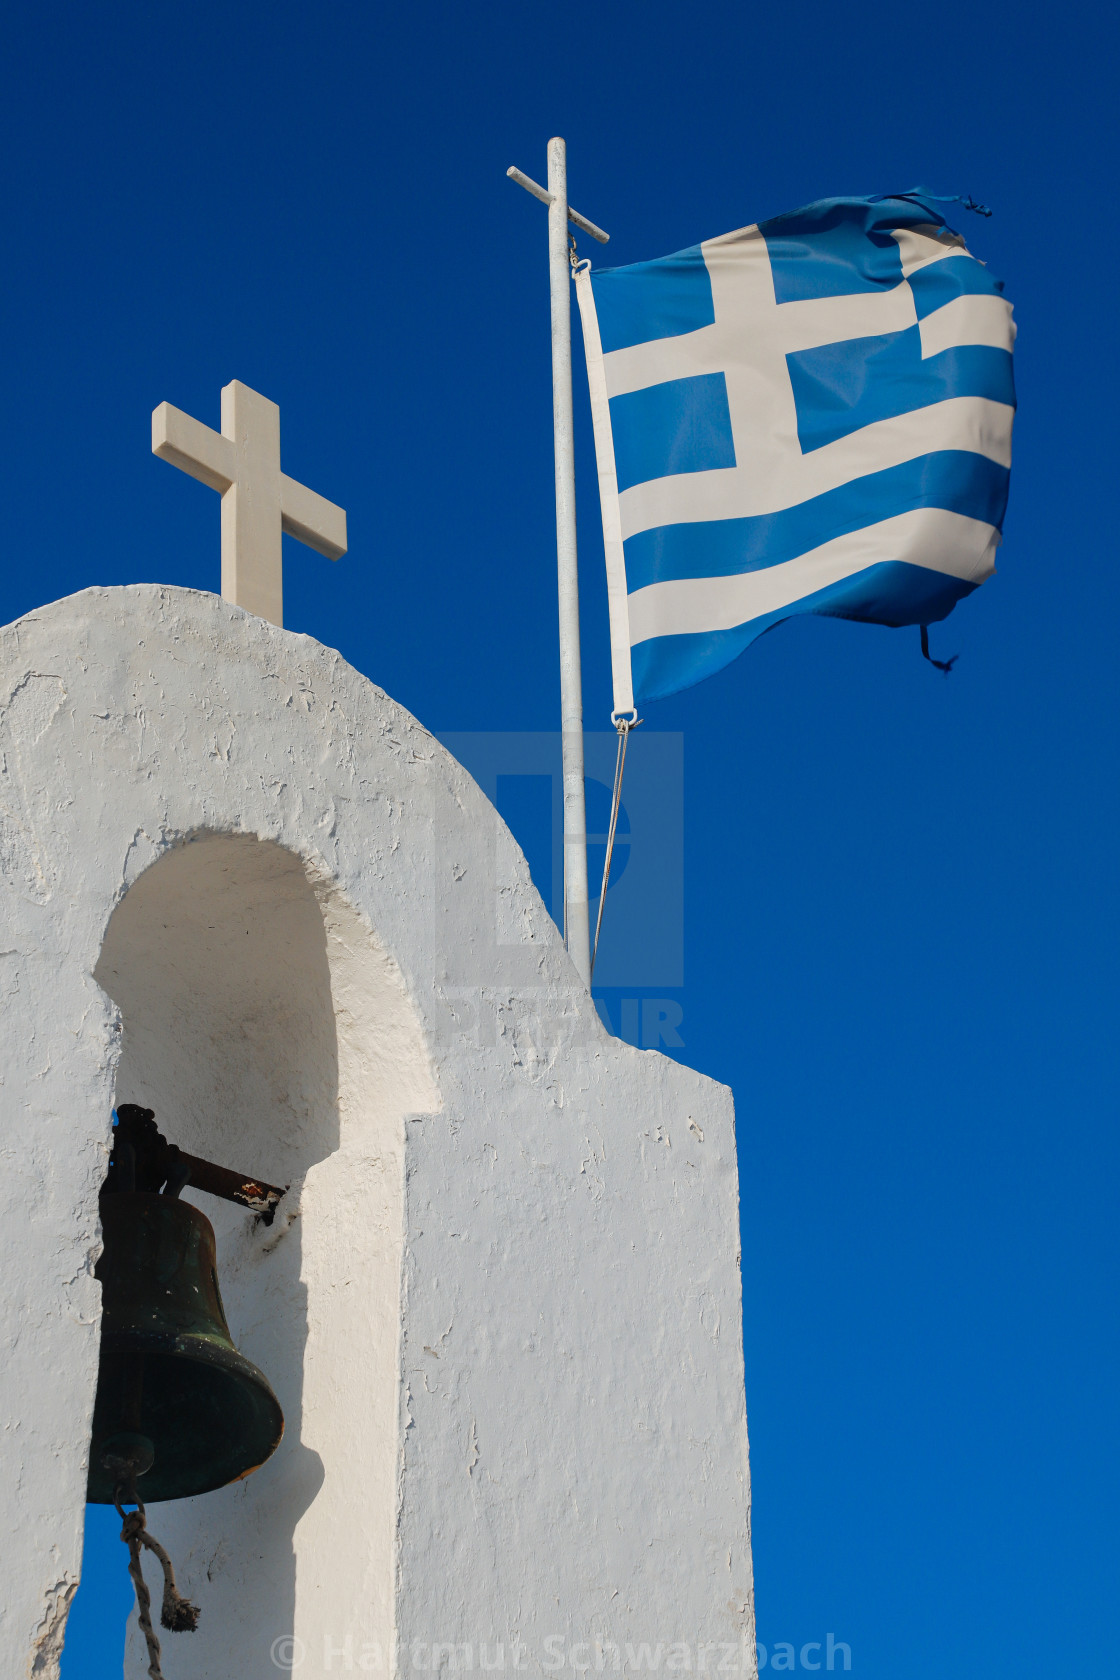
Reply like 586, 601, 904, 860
574, 192, 1015, 711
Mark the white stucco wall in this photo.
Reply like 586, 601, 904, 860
0, 585, 755, 1679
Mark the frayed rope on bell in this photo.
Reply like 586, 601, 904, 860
116, 1493, 200, 1680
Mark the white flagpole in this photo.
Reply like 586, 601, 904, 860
547, 138, 591, 985
507, 141, 609, 988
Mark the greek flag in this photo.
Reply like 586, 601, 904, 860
574, 192, 1015, 711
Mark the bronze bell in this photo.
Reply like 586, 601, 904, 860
87, 1106, 285, 1505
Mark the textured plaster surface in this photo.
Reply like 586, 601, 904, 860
0, 586, 754, 1678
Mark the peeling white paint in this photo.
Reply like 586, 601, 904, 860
0, 586, 755, 1678
28, 1577, 78, 1678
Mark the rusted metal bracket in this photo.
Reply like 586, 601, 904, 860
174, 1152, 286, 1221
109, 1105, 287, 1225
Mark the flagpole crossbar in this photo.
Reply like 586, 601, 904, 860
506, 167, 610, 244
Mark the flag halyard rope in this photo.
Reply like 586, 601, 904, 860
920, 624, 958, 674
591, 715, 641, 978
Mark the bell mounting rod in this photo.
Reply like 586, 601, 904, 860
111, 1105, 287, 1223
506, 167, 610, 244
176, 1153, 286, 1222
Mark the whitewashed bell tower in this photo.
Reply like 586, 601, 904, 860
0, 383, 755, 1679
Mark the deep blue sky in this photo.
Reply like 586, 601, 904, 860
5, 2, 1115, 1675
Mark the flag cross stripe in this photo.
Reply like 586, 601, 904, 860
574, 193, 1016, 711
597, 223, 1013, 542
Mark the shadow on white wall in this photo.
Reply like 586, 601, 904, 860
91, 832, 439, 1674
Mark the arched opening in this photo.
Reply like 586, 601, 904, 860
77, 831, 438, 1674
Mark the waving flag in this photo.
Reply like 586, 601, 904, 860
574, 193, 1015, 710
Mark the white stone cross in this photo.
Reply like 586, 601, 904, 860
152, 379, 347, 628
